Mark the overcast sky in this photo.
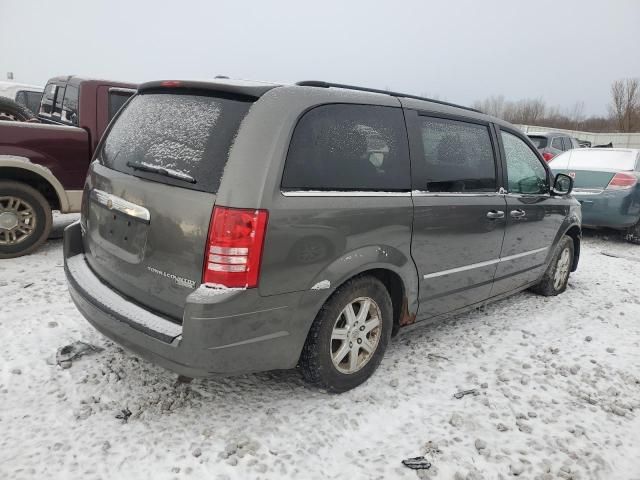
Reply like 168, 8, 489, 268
1, 0, 638, 116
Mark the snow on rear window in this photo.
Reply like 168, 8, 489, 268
101, 92, 252, 192
550, 149, 638, 172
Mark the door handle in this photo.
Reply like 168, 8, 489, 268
486, 210, 505, 219
510, 209, 526, 218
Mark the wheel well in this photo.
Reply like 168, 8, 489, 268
358, 268, 409, 335
0, 167, 61, 210
565, 225, 581, 272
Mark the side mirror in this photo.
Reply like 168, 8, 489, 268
552, 173, 573, 196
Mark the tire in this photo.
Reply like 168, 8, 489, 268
624, 221, 640, 245
0, 181, 52, 259
530, 236, 574, 296
300, 275, 393, 393
0, 96, 37, 122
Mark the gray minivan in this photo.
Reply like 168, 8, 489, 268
64, 79, 581, 392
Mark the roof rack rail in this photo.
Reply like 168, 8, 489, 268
296, 80, 481, 114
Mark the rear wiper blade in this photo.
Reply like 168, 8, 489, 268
126, 161, 196, 184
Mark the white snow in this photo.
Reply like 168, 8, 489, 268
190, 283, 247, 301
66, 254, 182, 340
1, 215, 640, 480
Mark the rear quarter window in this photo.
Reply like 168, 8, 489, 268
101, 92, 253, 192
281, 104, 410, 191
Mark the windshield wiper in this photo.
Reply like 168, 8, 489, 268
126, 161, 196, 184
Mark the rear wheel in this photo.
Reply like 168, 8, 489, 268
0, 181, 52, 258
624, 221, 640, 245
300, 276, 393, 393
0, 97, 36, 122
530, 236, 574, 296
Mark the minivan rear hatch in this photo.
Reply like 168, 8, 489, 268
82, 84, 257, 321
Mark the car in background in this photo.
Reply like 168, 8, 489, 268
0, 76, 136, 258
0, 80, 44, 116
549, 148, 640, 243
527, 132, 580, 162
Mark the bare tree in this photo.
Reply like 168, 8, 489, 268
568, 101, 585, 130
501, 98, 546, 125
609, 78, 640, 132
472, 85, 640, 132
472, 95, 505, 117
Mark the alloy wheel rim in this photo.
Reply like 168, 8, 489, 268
330, 296, 382, 374
0, 196, 36, 245
554, 248, 571, 290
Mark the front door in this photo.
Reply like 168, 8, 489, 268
407, 111, 507, 320
491, 128, 569, 296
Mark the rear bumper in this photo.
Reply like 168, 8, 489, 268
575, 191, 640, 229
63, 221, 310, 377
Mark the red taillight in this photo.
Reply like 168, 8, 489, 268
202, 206, 269, 288
160, 80, 182, 87
607, 172, 638, 190
542, 152, 555, 162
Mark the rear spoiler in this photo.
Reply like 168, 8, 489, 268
138, 79, 278, 99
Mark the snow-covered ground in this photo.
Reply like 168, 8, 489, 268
1, 215, 639, 480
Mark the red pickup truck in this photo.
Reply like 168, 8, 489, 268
0, 76, 136, 258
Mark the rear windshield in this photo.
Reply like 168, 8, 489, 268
101, 92, 253, 192
549, 149, 638, 171
527, 135, 548, 149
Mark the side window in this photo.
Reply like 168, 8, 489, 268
551, 137, 563, 150
108, 91, 133, 121
39, 83, 56, 117
61, 85, 79, 125
52, 85, 65, 118
281, 104, 410, 191
418, 117, 496, 192
501, 131, 549, 195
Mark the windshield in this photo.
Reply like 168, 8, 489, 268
101, 92, 253, 192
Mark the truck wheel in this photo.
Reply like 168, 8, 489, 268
0, 96, 37, 122
530, 236, 574, 296
300, 276, 393, 393
0, 181, 52, 258
624, 221, 640, 245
